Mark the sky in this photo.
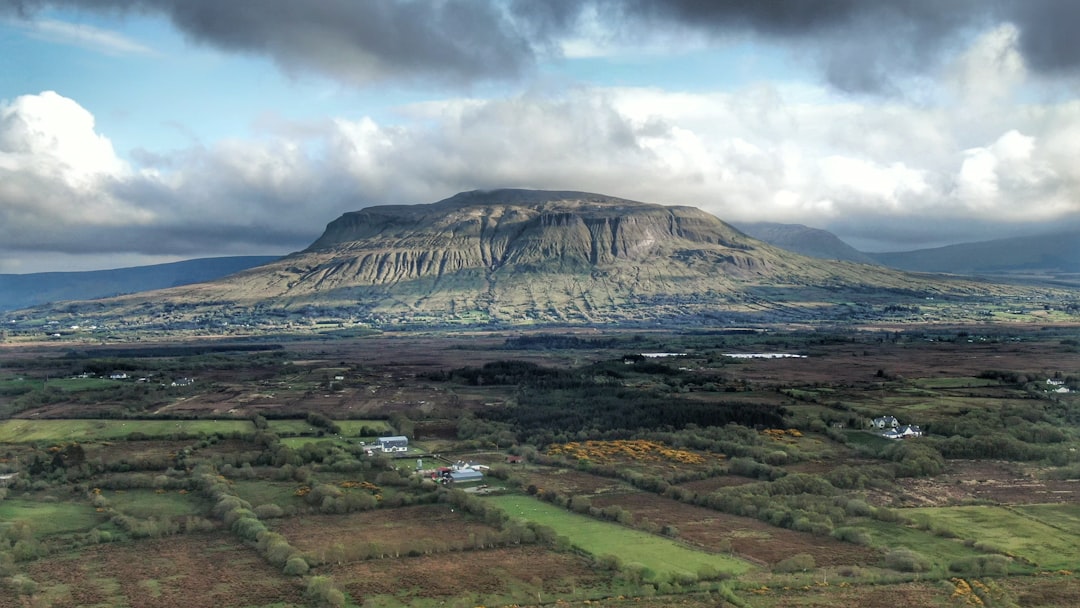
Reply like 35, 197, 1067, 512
1, 0, 1080, 273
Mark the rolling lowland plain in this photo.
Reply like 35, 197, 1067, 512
1, 326, 1079, 608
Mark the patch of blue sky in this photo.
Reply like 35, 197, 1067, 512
544, 40, 805, 92
0, 9, 431, 157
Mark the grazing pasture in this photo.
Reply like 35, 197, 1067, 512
906, 505, 1080, 570
488, 494, 754, 579
856, 518, 1006, 572
588, 490, 881, 567
0, 500, 103, 537
106, 489, 205, 520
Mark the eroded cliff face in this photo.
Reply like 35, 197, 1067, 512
69, 189, 943, 325
298, 189, 761, 287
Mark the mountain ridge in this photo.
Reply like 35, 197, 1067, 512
23, 189, 1026, 327
868, 230, 1080, 274
9, 189, 1069, 329
0, 256, 280, 313
733, 221, 877, 265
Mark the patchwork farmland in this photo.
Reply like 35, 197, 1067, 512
1, 327, 1079, 606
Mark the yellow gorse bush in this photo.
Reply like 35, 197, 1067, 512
546, 439, 706, 465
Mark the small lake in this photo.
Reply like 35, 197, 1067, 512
722, 353, 806, 359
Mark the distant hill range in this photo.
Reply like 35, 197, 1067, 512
739, 223, 1080, 281
867, 231, 1080, 274
0, 256, 280, 312
733, 222, 877, 265
14, 189, 1048, 328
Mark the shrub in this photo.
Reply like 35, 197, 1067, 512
774, 553, 816, 573
842, 498, 873, 517
831, 526, 871, 545
884, 548, 932, 572
949, 555, 1011, 576
836, 565, 863, 578
265, 538, 294, 567
596, 554, 622, 572
7, 573, 37, 595
232, 517, 267, 541
223, 507, 255, 527
283, 555, 310, 576
306, 575, 346, 608
253, 503, 285, 519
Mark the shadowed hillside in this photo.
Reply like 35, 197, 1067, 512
0, 256, 280, 312
733, 222, 877, 265
869, 231, 1080, 274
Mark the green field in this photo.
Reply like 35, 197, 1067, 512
268, 419, 390, 438
487, 494, 754, 580
265, 420, 323, 436
906, 505, 1080, 570
858, 518, 993, 571
336, 419, 391, 435
231, 479, 308, 509
107, 490, 205, 519
911, 377, 1002, 389
0, 499, 104, 537
1, 377, 119, 392
277, 436, 348, 449
1013, 503, 1080, 532
0, 419, 253, 442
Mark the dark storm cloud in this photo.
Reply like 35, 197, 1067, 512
524, 0, 1080, 92
1007, 0, 1080, 75
2, 0, 534, 84
614, 0, 1080, 90
4, 0, 1079, 91
600, 0, 990, 93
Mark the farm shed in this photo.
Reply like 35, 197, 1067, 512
378, 436, 409, 452
449, 469, 483, 483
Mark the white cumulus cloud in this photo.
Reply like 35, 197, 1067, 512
0, 91, 150, 234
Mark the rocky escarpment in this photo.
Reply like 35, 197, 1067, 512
46, 189, 989, 326
298, 190, 763, 287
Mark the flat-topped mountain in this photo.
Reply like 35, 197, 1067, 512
302, 189, 763, 282
21, 190, 1046, 327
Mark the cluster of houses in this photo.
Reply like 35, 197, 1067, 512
82, 372, 195, 387
871, 415, 923, 440
1047, 379, 1072, 394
